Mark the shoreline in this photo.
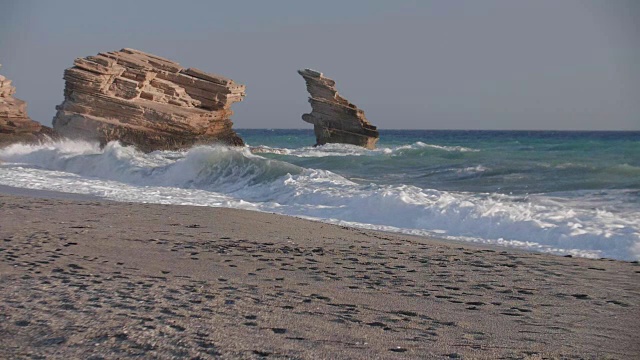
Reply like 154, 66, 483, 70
0, 184, 104, 201
0, 184, 621, 262
0, 185, 506, 251
0, 184, 527, 258
1, 190, 639, 358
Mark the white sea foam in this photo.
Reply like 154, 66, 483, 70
456, 165, 488, 175
1, 140, 638, 260
394, 141, 480, 153
245, 141, 480, 158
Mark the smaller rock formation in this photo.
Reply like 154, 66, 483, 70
53, 48, 246, 152
298, 69, 379, 149
0, 65, 55, 147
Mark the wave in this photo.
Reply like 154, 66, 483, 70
1, 140, 638, 261
390, 141, 480, 154
0, 140, 303, 192
245, 141, 480, 159
456, 165, 488, 175
603, 163, 640, 177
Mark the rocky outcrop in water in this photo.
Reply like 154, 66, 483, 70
298, 69, 379, 149
52, 48, 246, 152
0, 65, 55, 147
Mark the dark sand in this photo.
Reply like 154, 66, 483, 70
1, 191, 639, 359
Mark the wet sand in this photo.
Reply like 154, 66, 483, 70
1, 191, 639, 359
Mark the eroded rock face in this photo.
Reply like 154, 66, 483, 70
53, 48, 246, 152
298, 69, 379, 149
0, 65, 55, 147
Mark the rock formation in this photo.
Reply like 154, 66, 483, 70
0, 65, 55, 147
298, 69, 379, 149
53, 48, 246, 152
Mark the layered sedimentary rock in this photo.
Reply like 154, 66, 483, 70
53, 48, 246, 152
0, 65, 55, 147
298, 69, 379, 149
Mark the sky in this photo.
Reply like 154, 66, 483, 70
1, 0, 638, 130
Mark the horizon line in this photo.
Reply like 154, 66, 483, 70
235, 128, 640, 132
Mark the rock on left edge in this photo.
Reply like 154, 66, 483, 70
52, 48, 246, 152
0, 64, 56, 147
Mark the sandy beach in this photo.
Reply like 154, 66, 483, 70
1, 190, 638, 359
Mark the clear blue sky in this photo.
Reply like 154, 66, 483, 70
1, 0, 638, 130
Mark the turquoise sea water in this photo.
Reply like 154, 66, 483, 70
1, 130, 639, 260
241, 129, 640, 195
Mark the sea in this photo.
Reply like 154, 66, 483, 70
1, 129, 639, 261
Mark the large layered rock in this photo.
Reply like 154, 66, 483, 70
298, 69, 379, 149
53, 48, 246, 152
0, 65, 55, 147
